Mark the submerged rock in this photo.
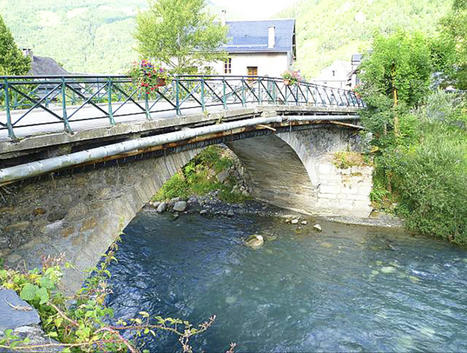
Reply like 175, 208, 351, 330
244, 235, 264, 249
199, 209, 208, 215
381, 266, 396, 274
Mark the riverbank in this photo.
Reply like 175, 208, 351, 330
145, 190, 404, 230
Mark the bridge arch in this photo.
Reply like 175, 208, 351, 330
0, 124, 371, 292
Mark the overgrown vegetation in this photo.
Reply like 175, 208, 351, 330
333, 151, 370, 169
0, 241, 227, 352
358, 1, 467, 245
154, 146, 249, 203
0, 14, 30, 75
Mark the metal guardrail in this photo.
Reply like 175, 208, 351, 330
0, 75, 363, 140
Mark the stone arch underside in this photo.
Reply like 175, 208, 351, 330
228, 125, 372, 217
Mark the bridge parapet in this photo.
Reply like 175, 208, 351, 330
0, 75, 363, 141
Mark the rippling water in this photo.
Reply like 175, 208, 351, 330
106, 211, 467, 352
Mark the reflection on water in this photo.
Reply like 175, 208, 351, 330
106, 211, 467, 352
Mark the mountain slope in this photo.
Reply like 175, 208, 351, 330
0, 0, 452, 76
0, 0, 147, 74
279, 0, 451, 78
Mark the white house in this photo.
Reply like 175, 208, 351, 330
311, 60, 351, 89
213, 19, 296, 78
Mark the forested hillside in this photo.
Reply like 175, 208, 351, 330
0, 0, 147, 74
0, 0, 452, 75
280, 0, 451, 78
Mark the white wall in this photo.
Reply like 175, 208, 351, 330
213, 53, 291, 78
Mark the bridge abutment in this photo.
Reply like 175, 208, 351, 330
228, 126, 372, 217
0, 148, 202, 293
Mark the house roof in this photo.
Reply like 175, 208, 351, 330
29, 56, 69, 76
222, 19, 296, 57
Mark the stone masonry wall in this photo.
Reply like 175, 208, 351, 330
0, 149, 201, 293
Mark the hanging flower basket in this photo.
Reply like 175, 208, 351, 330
281, 70, 302, 86
129, 60, 170, 94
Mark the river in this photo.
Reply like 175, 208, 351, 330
106, 211, 467, 352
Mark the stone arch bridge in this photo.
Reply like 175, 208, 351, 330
0, 75, 371, 290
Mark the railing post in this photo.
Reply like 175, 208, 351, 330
175, 77, 181, 115
241, 78, 246, 107
285, 84, 288, 105
107, 77, 115, 125
222, 78, 227, 109
3, 78, 16, 140
201, 78, 206, 111
61, 77, 72, 133
258, 77, 262, 105
295, 84, 299, 105
144, 88, 151, 120
273, 81, 277, 104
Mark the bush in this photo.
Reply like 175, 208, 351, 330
391, 126, 466, 244
374, 92, 467, 245
153, 146, 246, 203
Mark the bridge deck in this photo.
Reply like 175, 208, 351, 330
0, 104, 359, 156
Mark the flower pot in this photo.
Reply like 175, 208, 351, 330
156, 77, 166, 88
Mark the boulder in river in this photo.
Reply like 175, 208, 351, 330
313, 224, 322, 232
291, 219, 299, 224
173, 201, 187, 212
244, 235, 264, 249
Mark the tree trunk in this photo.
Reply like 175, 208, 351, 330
391, 63, 400, 137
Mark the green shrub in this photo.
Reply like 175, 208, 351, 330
153, 145, 246, 203
372, 92, 467, 245
391, 130, 466, 244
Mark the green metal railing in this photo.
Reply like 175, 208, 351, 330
0, 75, 363, 140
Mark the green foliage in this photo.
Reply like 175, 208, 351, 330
279, 0, 451, 78
0, 14, 30, 75
370, 91, 467, 244
333, 151, 369, 169
0, 244, 218, 352
154, 146, 248, 203
359, 31, 434, 109
439, 0, 467, 89
134, 0, 228, 74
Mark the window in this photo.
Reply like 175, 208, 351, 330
224, 58, 232, 74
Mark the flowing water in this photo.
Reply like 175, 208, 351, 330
106, 211, 467, 352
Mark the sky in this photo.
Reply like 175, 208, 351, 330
210, 0, 299, 19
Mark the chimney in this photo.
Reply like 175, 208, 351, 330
22, 48, 33, 59
268, 26, 275, 49
221, 10, 226, 26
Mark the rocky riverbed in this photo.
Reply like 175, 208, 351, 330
145, 191, 403, 230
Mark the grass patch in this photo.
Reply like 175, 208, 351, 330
333, 151, 370, 169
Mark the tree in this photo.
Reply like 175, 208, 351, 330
0, 14, 30, 75
134, 0, 228, 74
439, 0, 467, 89
358, 31, 434, 138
